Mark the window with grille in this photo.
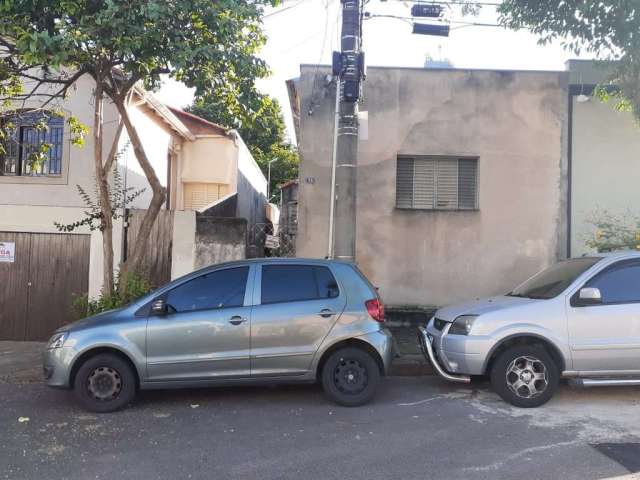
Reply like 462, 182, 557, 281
0, 111, 64, 176
396, 156, 478, 210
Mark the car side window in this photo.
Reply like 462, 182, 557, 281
261, 265, 339, 304
586, 260, 640, 305
165, 267, 249, 312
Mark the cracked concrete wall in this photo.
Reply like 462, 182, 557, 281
194, 216, 247, 269
294, 66, 569, 307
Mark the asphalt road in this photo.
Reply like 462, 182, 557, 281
2, 377, 640, 480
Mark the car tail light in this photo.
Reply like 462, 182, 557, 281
365, 298, 385, 322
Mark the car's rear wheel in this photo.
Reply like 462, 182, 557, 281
490, 345, 559, 408
73, 353, 137, 413
321, 347, 381, 407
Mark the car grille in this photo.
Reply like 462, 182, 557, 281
434, 318, 447, 331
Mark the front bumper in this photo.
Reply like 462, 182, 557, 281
418, 318, 492, 378
42, 346, 76, 388
418, 326, 470, 383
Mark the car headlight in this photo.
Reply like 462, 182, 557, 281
449, 315, 478, 336
46, 332, 68, 350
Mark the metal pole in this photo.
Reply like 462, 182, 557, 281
267, 158, 277, 201
327, 79, 340, 258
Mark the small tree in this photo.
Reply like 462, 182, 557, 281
1, 0, 277, 296
498, 1, 640, 120
585, 209, 640, 253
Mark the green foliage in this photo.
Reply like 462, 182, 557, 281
0, 0, 278, 100
498, 1, 640, 121
72, 272, 153, 319
67, 116, 89, 146
188, 92, 299, 201
584, 209, 640, 253
55, 154, 145, 233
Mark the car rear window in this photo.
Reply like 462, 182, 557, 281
261, 265, 339, 304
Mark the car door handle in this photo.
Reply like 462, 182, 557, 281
318, 309, 337, 318
229, 316, 247, 326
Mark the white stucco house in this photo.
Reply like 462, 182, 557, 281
0, 74, 267, 340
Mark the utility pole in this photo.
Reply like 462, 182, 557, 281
329, 0, 364, 261
267, 158, 277, 200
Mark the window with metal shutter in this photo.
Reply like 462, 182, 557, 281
458, 159, 478, 210
395, 157, 415, 208
396, 156, 478, 210
413, 158, 435, 208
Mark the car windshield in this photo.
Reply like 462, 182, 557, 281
508, 257, 601, 299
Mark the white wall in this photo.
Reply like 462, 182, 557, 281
171, 210, 196, 279
234, 133, 268, 227
117, 104, 171, 209
235, 133, 268, 197
0, 74, 120, 207
571, 99, 640, 255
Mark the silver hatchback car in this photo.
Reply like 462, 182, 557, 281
43, 258, 393, 412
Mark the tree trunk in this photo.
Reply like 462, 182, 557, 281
113, 96, 166, 294
93, 77, 115, 297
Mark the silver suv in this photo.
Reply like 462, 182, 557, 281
43, 258, 392, 412
420, 251, 640, 407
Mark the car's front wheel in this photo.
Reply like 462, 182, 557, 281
73, 353, 137, 413
321, 347, 381, 407
490, 345, 559, 408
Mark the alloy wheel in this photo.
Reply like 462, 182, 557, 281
505, 356, 548, 399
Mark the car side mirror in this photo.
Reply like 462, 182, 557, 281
151, 299, 168, 315
577, 287, 602, 306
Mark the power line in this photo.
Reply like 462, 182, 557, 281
390, 0, 502, 6
308, 0, 334, 115
263, 0, 309, 19
365, 13, 503, 28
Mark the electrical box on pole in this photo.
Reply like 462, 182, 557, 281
412, 23, 450, 36
410, 4, 442, 18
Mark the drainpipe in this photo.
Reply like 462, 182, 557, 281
327, 79, 340, 259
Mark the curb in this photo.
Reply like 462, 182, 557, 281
389, 354, 434, 377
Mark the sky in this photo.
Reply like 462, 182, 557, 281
154, 0, 591, 142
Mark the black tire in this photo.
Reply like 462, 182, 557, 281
73, 353, 137, 413
321, 347, 381, 407
490, 345, 559, 408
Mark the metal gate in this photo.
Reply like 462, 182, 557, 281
0, 232, 90, 341
248, 223, 296, 258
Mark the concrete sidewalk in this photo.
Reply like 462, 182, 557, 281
0, 327, 431, 384
0, 341, 44, 384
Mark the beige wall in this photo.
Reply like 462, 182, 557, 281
571, 99, 640, 256
295, 66, 568, 307
180, 136, 236, 185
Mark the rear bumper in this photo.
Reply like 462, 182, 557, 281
355, 328, 394, 375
